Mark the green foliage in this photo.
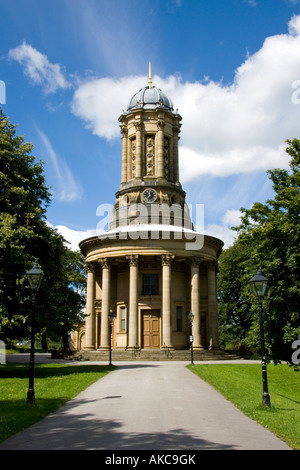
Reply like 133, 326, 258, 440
0, 108, 86, 346
218, 139, 300, 361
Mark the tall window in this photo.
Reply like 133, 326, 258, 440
176, 306, 183, 331
142, 274, 159, 295
120, 307, 126, 331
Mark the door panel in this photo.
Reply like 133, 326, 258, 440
142, 310, 160, 349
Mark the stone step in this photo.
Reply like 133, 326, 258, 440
66, 349, 242, 362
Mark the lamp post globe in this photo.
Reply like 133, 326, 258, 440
249, 267, 268, 299
26, 260, 44, 292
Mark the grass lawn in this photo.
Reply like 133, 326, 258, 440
0, 363, 114, 443
187, 363, 300, 450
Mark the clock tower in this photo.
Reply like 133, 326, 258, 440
75, 66, 224, 356
109, 65, 189, 230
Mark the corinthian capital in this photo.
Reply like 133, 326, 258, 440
99, 257, 111, 269
207, 260, 218, 271
120, 124, 128, 137
134, 121, 143, 131
157, 120, 165, 130
161, 254, 174, 266
190, 255, 204, 267
127, 255, 139, 267
85, 262, 95, 274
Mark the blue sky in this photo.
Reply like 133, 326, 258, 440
1, 0, 300, 249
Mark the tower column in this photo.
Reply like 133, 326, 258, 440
190, 256, 203, 349
99, 258, 111, 350
120, 125, 128, 183
127, 255, 139, 349
161, 254, 174, 349
173, 125, 180, 184
157, 120, 165, 178
207, 261, 219, 349
135, 121, 142, 179
84, 263, 96, 350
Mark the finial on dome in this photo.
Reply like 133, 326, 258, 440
148, 62, 152, 89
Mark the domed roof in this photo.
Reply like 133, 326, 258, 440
127, 85, 174, 112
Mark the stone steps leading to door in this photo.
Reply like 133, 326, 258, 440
65, 348, 242, 362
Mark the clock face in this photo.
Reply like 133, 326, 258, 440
142, 188, 157, 203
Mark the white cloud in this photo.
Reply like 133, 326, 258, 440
205, 209, 242, 249
71, 15, 300, 180
55, 225, 96, 251
222, 209, 242, 227
46, 221, 95, 251
205, 223, 237, 249
37, 128, 82, 202
8, 41, 71, 94
71, 75, 146, 140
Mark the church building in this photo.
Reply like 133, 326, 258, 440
72, 68, 223, 354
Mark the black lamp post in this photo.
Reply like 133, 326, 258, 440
188, 312, 194, 365
26, 260, 44, 404
108, 311, 116, 366
249, 267, 271, 407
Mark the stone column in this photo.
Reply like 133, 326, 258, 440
135, 121, 142, 179
99, 258, 111, 350
207, 260, 219, 349
161, 254, 173, 349
190, 257, 202, 349
173, 125, 180, 184
120, 125, 128, 183
169, 136, 174, 182
84, 262, 96, 350
127, 255, 139, 349
157, 120, 165, 178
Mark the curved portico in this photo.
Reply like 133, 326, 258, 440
79, 227, 222, 352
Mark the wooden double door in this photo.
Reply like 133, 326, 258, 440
142, 310, 160, 349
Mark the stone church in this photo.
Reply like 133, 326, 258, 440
71, 69, 223, 354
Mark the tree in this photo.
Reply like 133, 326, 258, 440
217, 238, 255, 350
218, 139, 300, 362
0, 108, 51, 337
0, 108, 85, 346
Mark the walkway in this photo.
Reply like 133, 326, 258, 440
0, 358, 291, 450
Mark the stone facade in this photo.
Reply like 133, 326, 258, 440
71, 72, 223, 352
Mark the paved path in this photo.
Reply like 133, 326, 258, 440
0, 358, 291, 450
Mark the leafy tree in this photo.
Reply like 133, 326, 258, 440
217, 238, 254, 350
218, 139, 300, 362
0, 108, 51, 336
0, 108, 85, 347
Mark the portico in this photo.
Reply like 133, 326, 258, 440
77, 228, 221, 352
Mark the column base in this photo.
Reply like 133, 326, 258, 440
97, 346, 110, 351
161, 345, 175, 350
